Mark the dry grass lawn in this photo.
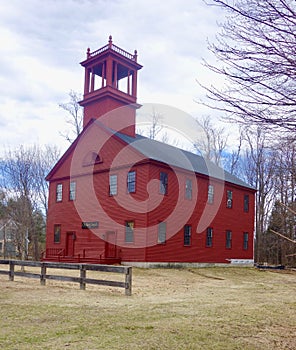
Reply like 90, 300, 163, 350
0, 266, 295, 349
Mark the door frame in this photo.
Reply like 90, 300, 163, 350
66, 231, 76, 257
105, 231, 117, 258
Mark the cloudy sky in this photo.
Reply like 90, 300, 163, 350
0, 0, 224, 153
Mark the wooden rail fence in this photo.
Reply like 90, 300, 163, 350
0, 260, 132, 296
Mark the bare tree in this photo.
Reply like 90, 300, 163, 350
201, 0, 296, 132
1, 146, 39, 260
33, 144, 60, 215
266, 140, 296, 265
227, 130, 243, 176
267, 200, 296, 266
147, 108, 164, 140
6, 196, 31, 260
193, 116, 228, 166
0, 144, 60, 260
0, 190, 6, 220
137, 108, 180, 147
137, 108, 164, 140
2, 145, 38, 201
240, 126, 277, 263
59, 90, 83, 143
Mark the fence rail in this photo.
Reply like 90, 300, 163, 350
0, 260, 132, 295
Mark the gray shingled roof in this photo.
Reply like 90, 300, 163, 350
116, 132, 254, 190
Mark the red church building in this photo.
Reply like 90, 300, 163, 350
44, 37, 255, 267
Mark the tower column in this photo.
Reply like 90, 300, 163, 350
113, 61, 118, 88
91, 68, 95, 92
84, 68, 90, 95
101, 62, 105, 88
127, 70, 130, 95
106, 57, 113, 87
132, 70, 138, 98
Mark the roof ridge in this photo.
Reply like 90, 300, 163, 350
115, 131, 255, 190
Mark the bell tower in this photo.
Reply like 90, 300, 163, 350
79, 36, 142, 137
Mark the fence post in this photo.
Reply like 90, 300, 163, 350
9, 261, 14, 281
40, 263, 46, 286
80, 265, 86, 290
125, 267, 132, 296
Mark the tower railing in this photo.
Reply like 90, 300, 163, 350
88, 43, 137, 61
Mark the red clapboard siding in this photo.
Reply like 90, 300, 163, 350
45, 38, 255, 265
46, 153, 255, 264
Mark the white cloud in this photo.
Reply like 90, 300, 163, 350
0, 0, 225, 153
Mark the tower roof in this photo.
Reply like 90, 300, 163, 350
80, 35, 142, 71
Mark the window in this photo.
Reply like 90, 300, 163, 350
125, 221, 134, 243
56, 183, 63, 202
243, 232, 249, 250
160, 172, 168, 195
208, 185, 214, 204
226, 230, 232, 249
185, 179, 192, 200
184, 225, 192, 246
93, 153, 101, 163
54, 225, 61, 243
158, 222, 166, 244
82, 152, 102, 166
244, 194, 249, 212
69, 181, 76, 201
206, 227, 213, 247
109, 174, 117, 196
127, 171, 136, 193
226, 190, 233, 208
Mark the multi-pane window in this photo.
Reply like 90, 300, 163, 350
69, 181, 76, 201
208, 184, 214, 204
184, 225, 192, 246
158, 222, 166, 244
244, 194, 249, 212
127, 171, 136, 193
185, 179, 192, 200
226, 230, 232, 249
125, 221, 134, 243
243, 232, 249, 250
56, 184, 63, 202
160, 172, 168, 195
206, 227, 213, 247
54, 224, 61, 243
226, 190, 233, 208
109, 174, 117, 196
